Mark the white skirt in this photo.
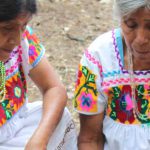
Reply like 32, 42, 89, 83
0, 101, 77, 150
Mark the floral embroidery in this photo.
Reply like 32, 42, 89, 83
14, 87, 22, 98
24, 27, 45, 68
0, 27, 44, 127
0, 66, 26, 126
104, 84, 150, 124
74, 65, 98, 113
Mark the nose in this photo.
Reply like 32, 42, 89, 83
8, 29, 21, 46
135, 28, 149, 46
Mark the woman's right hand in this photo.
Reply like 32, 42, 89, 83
78, 112, 105, 150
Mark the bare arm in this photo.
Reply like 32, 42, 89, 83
25, 57, 67, 149
78, 112, 105, 150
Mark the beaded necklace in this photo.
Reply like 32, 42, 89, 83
127, 47, 150, 120
0, 61, 6, 103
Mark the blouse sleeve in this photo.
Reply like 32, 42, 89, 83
73, 49, 106, 115
22, 26, 45, 74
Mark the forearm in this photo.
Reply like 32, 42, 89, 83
78, 137, 105, 150
78, 113, 105, 150
79, 142, 103, 150
32, 86, 67, 145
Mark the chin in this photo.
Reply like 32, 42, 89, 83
0, 55, 11, 62
133, 51, 150, 59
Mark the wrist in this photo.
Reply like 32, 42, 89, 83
32, 124, 53, 145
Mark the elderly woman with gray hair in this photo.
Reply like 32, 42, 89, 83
74, 0, 150, 150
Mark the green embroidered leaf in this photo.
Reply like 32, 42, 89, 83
113, 87, 120, 99
140, 99, 148, 114
88, 74, 95, 83
82, 66, 89, 78
5, 110, 12, 120
1, 100, 9, 108
138, 113, 149, 122
141, 100, 148, 109
137, 85, 144, 98
111, 101, 116, 108
137, 85, 144, 93
110, 111, 117, 120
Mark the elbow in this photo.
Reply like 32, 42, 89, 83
43, 84, 68, 105
58, 85, 68, 105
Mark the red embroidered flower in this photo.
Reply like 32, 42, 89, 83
0, 105, 6, 125
75, 70, 83, 89
6, 73, 26, 110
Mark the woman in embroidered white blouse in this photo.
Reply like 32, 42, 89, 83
74, 0, 150, 150
0, 0, 77, 150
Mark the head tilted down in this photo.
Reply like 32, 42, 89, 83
0, 0, 37, 61
114, 0, 150, 62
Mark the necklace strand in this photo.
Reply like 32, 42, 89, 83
127, 48, 150, 119
0, 61, 6, 103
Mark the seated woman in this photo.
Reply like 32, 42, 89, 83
74, 0, 150, 150
0, 0, 77, 150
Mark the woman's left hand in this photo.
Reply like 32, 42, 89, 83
25, 133, 47, 150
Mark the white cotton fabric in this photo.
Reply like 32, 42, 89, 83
0, 101, 77, 150
103, 116, 150, 150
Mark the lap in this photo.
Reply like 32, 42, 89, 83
0, 101, 77, 150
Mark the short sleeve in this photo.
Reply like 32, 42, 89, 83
73, 49, 107, 115
22, 26, 45, 74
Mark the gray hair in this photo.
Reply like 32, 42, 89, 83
113, 0, 150, 20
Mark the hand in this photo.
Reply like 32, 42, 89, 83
25, 134, 47, 150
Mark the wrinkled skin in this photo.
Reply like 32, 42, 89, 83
121, 7, 150, 70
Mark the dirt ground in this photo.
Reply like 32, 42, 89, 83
28, 0, 114, 128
